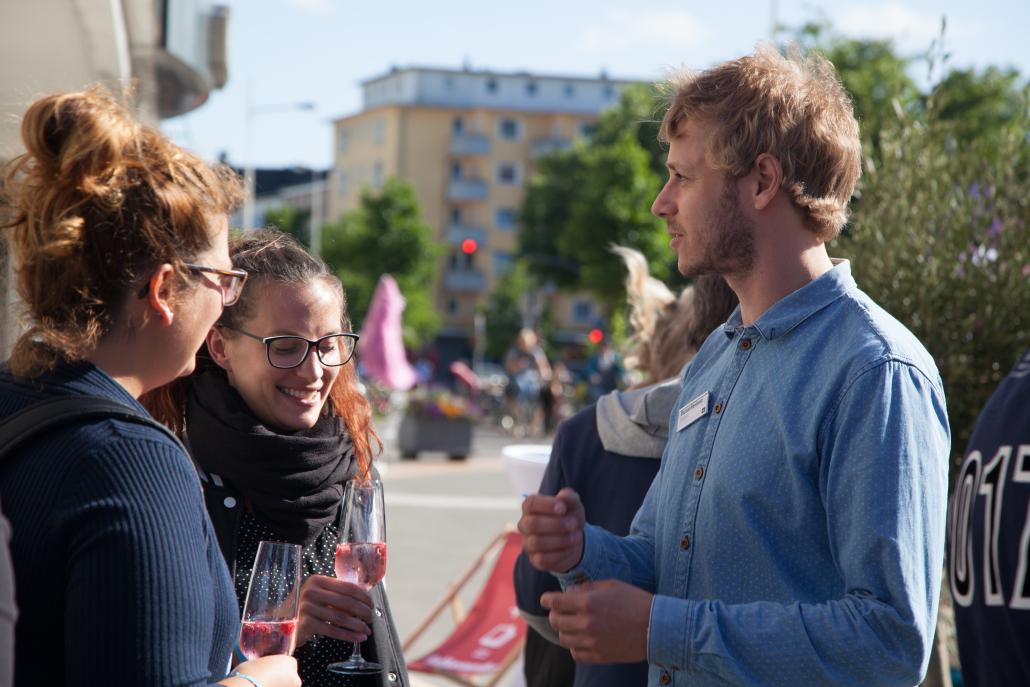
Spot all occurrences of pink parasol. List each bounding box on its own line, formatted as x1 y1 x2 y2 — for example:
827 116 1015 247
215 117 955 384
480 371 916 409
358 274 418 390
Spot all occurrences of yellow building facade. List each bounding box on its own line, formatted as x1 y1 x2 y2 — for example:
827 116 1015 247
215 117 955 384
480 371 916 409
328 67 637 346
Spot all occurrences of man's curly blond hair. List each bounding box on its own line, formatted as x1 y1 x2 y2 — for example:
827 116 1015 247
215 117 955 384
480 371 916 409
659 45 862 241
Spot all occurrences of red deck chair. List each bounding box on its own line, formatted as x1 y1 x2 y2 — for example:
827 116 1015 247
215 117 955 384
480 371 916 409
404 528 527 687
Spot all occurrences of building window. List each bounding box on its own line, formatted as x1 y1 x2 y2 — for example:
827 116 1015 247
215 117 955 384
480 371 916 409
375 118 386 144
497 117 521 141
573 300 594 323
372 161 384 190
494 252 514 276
526 81 538 96
577 121 594 140
495 207 516 230
451 161 463 180
451 207 462 224
496 163 520 186
337 128 349 152
452 116 464 135
564 83 575 97
335 169 348 195
486 78 497 93
451 250 475 270
447 298 459 315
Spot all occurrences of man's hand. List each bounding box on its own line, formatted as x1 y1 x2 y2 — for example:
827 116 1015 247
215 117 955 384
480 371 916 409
541 579 652 664
518 488 585 573
295 574 373 647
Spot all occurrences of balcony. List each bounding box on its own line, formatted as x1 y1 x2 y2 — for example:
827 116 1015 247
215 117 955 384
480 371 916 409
444 269 486 292
446 223 487 247
447 177 488 201
531 137 572 157
449 133 490 156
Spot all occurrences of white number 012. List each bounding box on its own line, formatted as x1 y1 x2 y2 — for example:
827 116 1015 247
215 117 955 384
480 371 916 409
949 444 1030 609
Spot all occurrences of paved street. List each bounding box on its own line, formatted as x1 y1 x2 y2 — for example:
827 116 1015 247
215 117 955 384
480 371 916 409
377 419 548 687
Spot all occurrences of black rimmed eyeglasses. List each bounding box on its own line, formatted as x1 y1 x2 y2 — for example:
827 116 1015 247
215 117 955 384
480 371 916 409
219 324 359 369
136 263 248 306
185 264 248 306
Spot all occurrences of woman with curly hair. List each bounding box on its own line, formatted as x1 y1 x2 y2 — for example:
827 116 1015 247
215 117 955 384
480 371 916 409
145 230 408 687
0 89 297 687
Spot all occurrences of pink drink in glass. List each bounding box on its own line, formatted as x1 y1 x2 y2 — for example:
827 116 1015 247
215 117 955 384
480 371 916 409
238 618 298 659
335 542 387 590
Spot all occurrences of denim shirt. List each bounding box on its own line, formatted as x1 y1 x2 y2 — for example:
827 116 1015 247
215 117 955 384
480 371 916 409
557 261 950 686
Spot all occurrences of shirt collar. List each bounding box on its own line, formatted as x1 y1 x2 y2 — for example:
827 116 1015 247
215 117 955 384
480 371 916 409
722 259 855 341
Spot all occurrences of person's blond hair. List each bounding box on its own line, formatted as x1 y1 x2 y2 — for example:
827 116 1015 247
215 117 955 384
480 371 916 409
613 246 737 384
659 45 861 241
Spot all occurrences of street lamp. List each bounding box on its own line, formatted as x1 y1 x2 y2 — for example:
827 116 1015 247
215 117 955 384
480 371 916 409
242 97 315 231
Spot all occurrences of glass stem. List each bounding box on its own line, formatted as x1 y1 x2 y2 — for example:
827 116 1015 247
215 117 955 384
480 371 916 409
349 640 365 662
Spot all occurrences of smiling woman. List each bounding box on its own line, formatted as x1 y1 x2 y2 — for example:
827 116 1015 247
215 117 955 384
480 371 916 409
144 229 410 687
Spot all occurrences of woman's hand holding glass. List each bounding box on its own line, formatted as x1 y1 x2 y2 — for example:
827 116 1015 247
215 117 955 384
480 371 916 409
295 574 374 647
327 477 387 675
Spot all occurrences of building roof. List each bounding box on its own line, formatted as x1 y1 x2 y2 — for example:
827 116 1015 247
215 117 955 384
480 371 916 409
362 64 641 87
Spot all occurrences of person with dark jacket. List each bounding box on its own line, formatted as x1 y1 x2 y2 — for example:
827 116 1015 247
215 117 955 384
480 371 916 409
146 230 408 687
948 347 1030 686
515 380 680 687
0 89 297 687
514 247 737 687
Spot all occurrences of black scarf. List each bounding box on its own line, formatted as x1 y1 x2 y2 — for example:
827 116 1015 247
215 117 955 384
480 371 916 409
186 367 356 544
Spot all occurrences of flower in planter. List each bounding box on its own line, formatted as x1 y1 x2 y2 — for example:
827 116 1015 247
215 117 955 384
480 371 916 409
405 388 482 421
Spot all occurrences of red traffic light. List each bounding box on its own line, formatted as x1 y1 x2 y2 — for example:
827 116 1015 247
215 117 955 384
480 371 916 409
461 239 478 254
588 328 604 344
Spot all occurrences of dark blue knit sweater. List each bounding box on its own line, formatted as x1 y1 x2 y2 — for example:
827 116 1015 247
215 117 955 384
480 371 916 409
0 361 238 686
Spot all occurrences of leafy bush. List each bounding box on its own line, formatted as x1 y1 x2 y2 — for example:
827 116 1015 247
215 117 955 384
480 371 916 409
834 79 1030 478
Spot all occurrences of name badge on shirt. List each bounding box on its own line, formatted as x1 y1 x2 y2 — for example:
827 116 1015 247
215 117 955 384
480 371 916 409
677 391 709 432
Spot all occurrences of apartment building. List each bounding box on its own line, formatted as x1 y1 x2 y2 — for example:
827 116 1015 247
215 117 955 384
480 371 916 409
328 65 638 346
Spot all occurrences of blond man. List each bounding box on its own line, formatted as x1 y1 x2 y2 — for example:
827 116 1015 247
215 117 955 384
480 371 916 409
519 47 950 686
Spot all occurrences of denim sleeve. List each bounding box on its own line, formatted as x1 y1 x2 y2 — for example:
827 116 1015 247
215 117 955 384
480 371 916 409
647 360 950 685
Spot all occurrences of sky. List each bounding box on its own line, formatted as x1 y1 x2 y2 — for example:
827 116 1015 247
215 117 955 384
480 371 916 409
161 0 1030 171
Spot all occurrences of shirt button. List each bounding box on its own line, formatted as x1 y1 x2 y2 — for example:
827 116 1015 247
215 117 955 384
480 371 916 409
741 339 751 350
694 466 704 480
223 497 237 509
680 536 690 550
388 672 398 682
375 607 383 617
661 671 671 684
714 403 722 413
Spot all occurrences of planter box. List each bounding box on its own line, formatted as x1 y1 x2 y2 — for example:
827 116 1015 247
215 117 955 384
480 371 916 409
397 412 473 461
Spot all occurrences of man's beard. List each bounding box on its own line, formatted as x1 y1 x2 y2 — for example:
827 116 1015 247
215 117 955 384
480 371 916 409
678 181 756 279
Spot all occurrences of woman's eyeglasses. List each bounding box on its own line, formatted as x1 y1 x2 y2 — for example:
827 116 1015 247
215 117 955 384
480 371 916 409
219 325 359 369
185 264 248 306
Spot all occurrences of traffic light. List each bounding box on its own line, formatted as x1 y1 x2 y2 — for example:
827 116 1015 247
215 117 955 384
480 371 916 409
461 238 478 255
588 328 604 344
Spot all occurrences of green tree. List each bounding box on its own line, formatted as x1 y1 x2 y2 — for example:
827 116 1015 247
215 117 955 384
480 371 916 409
834 71 1030 479
321 177 440 347
557 135 667 311
932 66 1027 143
263 206 310 247
481 261 533 361
518 84 672 311
518 150 585 289
590 82 667 177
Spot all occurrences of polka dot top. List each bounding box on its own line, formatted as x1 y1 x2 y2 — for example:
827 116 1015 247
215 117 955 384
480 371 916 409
235 510 380 687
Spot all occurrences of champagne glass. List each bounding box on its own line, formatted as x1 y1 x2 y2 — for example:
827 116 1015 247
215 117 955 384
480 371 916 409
238 541 302 660
327 477 387 675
